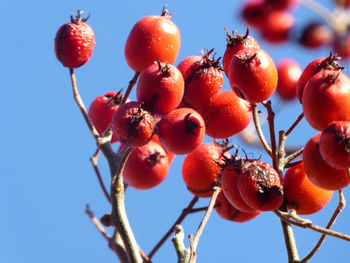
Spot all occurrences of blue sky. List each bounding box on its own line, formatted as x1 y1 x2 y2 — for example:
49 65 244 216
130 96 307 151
1 0 350 262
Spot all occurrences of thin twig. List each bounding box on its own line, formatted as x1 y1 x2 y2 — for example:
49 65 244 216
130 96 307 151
285 113 304 137
189 187 221 263
148 196 199 259
275 207 350 242
262 101 277 168
285 160 303 168
301 190 346 263
90 148 111 204
69 68 100 140
285 147 304 165
121 71 141 104
251 103 272 156
85 204 111 241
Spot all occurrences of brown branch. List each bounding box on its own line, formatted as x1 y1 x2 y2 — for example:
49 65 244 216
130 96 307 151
121 71 141 104
148 196 199 259
188 187 221 263
69 68 100 140
85 204 111 242
301 190 345 263
251 103 272 156
285 147 304 165
285 113 304 137
275 205 350 242
262 101 277 168
285 160 303 168
110 147 143 263
90 148 111 204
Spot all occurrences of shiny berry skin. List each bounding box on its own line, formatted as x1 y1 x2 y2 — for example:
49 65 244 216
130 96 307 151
221 162 258 212
124 10 181 72
319 121 350 169
88 91 123 143
303 133 350 190
261 10 294 43
177 56 202 77
222 28 260 77
122 141 169 190
276 59 301 101
215 192 261 222
198 90 252 139
302 70 350 131
299 23 333 49
55 11 95 68
228 49 278 103
151 135 176 164
296 54 342 102
182 143 227 197
283 162 333 215
157 108 205 155
137 61 184 115
182 50 224 109
112 101 155 147
237 159 284 211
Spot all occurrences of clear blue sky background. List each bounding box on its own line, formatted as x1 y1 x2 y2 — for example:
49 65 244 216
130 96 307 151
1 0 350 262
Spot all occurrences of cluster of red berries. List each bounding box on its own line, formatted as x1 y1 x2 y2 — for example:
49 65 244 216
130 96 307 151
242 0 350 59
55 7 350 227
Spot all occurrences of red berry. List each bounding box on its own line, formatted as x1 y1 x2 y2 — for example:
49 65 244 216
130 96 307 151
261 10 294 43
55 11 95 68
335 0 350 8
319 121 350 169
221 162 258 212
112 101 155 147
296 54 342 102
100 213 112 227
302 70 350 131
157 108 205 155
136 61 184 115
198 90 252 139
177 56 202 77
88 91 124 143
222 28 260 77
283 162 333 215
228 49 278 103
215 192 261 222
276 59 301 101
237 159 284 211
182 143 228 197
122 141 169 190
124 9 181 72
299 23 333 49
182 50 224 109
151 135 176 164
303 133 350 190
241 1 269 28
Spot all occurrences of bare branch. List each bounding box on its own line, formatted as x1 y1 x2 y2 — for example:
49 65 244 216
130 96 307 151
90 148 111 204
251 103 272 156
188 187 221 263
122 71 141 104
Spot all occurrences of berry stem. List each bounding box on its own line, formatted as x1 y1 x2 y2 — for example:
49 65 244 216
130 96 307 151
90 148 111 204
188 186 221 263
251 103 272 157
69 68 100 140
122 71 141 104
